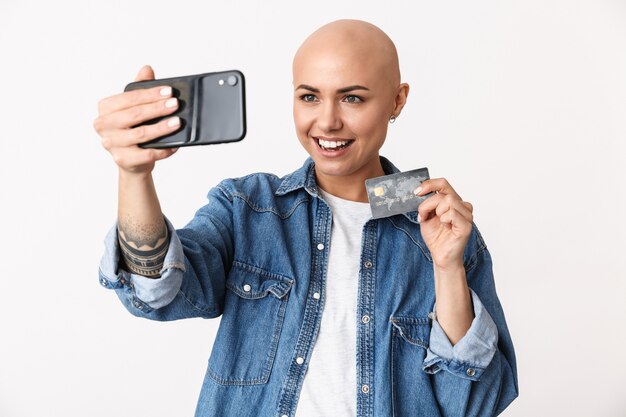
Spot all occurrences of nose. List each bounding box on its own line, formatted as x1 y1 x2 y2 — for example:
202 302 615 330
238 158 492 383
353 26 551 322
317 101 342 133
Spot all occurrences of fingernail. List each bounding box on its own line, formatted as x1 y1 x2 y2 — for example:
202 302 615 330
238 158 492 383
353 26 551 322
160 86 172 97
165 98 178 108
417 213 422 223
167 116 180 127
414 186 422 195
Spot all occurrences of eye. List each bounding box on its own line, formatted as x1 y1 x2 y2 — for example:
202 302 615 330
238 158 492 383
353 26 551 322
300 94 318 103
343 95 363 104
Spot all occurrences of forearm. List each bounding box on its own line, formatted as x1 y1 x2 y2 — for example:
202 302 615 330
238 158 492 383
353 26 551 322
433 264 474 345
117 169 169 278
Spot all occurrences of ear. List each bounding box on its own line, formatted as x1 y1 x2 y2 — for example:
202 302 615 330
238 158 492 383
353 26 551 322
391 83 410 117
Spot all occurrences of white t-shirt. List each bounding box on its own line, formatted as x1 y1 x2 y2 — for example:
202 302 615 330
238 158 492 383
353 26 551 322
295 189 372 417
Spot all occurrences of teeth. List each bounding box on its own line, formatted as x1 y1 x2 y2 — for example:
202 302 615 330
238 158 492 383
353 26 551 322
318 139 349 149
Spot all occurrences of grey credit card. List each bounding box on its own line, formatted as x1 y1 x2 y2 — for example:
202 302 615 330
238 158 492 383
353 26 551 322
365 168 434 219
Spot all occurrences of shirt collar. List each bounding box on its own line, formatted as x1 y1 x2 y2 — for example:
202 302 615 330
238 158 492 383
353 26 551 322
275 156 419 224
274 158 318 196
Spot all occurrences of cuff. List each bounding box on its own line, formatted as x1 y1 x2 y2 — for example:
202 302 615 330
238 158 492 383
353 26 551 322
423 289 498 381
98 217 186 310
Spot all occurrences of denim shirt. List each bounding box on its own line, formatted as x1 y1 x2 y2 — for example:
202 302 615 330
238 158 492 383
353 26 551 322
99 157 518 417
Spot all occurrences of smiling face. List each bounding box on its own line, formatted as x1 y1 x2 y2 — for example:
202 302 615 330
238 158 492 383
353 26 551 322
292 20 409 201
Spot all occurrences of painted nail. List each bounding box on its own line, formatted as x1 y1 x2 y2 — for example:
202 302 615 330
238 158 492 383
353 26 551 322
160 86 172 96
165 98 178 108
414 186 423 195
167 117 180 127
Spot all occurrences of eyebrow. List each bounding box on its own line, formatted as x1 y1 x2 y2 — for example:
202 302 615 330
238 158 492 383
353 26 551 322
295 84 370 94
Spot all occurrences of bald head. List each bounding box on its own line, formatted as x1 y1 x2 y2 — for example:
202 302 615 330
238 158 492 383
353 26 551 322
293 19 401 87
291 20 410 196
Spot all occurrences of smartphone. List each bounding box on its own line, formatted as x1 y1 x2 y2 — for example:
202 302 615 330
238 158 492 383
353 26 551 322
124 70 246 148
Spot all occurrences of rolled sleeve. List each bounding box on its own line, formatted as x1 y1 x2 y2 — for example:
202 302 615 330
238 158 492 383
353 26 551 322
98 217 186 310
423 289 498 381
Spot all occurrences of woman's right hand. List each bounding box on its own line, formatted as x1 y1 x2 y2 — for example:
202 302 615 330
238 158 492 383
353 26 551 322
93 65 180 175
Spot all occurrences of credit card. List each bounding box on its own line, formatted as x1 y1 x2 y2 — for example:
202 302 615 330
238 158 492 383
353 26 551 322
365 168 434 219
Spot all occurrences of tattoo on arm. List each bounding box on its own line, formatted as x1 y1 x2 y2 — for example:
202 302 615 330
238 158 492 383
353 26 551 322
117 217 169 278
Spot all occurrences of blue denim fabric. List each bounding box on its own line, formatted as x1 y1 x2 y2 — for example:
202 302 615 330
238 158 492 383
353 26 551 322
99 157 518 417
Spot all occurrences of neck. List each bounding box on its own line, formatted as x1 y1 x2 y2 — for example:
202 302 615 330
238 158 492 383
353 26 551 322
315 156 385 202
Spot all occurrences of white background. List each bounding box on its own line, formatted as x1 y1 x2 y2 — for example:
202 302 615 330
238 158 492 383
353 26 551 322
0 0 625 416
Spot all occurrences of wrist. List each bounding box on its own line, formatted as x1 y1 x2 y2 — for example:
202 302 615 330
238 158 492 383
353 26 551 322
433 261 465 276
433 262 468 295
118 166 153 182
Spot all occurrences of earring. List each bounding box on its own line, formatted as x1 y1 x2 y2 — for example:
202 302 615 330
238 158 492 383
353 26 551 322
389 115 397 124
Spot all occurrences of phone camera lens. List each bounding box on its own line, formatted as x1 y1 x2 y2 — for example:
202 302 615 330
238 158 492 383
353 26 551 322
227 75 238 86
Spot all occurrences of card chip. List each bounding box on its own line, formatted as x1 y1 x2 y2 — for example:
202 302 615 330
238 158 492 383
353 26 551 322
374 187 385 196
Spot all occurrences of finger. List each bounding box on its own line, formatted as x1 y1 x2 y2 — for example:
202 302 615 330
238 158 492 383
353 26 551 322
418 193 473 224
98 65 161 116
152 146 179 161
439 208 474 234
438 202 474 225
98 85 173 117
112 146 179 169
135 65 155 82
414 178 460 199
97 96 179 132
435 195 474 223
417 192 444 222
100 116 181 150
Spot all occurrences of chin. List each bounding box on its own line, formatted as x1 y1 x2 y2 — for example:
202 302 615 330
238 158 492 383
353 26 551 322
311 157 359 177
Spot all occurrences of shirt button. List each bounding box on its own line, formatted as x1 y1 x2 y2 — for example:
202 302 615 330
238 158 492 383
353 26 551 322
317 243 324 251
100 278 107 286
467 368 476 377
364 260 373 269
313 292 321 300
361 315 370 324
120 277 126 285
361 384 370 394
243 284 251 292
296 357 304 365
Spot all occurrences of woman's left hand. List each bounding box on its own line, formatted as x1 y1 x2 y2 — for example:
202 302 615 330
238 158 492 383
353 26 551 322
414 178 474 270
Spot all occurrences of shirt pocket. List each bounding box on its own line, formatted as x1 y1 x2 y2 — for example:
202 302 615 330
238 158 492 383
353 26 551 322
207 261 293 385
390 316 439 416
391 316 431 349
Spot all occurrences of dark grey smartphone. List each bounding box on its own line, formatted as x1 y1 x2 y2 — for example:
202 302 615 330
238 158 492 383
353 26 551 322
124 70 246 148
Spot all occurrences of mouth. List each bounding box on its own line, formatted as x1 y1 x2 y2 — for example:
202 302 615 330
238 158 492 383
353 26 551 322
314 137 355 152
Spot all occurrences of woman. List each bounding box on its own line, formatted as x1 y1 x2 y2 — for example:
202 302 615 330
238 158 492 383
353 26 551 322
95 19 518 417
